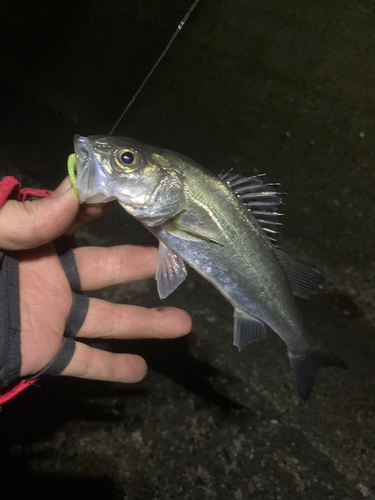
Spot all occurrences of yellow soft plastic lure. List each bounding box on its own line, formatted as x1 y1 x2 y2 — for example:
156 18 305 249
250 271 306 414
67 153 79 195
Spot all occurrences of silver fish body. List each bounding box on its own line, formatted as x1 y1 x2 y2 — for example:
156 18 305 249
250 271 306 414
75 135 346 399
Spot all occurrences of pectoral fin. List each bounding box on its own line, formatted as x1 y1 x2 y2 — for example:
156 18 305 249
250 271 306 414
156 242 187 299
167 219 226 246
233 310 267 350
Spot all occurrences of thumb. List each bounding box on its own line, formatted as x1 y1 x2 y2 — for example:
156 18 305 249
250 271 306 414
0 176 80 251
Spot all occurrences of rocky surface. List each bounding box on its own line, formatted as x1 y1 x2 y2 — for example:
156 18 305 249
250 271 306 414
1 1 374 498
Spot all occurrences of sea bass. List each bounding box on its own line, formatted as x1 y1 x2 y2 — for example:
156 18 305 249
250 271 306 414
74 135 346 400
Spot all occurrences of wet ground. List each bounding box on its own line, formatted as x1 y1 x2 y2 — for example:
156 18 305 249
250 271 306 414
1 1 374 498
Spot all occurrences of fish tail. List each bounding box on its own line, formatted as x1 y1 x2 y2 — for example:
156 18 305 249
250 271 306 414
288 348 348 401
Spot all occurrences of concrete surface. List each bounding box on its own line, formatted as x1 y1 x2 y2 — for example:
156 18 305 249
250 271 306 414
0 1 374 498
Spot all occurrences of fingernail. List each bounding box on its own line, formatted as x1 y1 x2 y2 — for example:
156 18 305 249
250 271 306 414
51 176 75 198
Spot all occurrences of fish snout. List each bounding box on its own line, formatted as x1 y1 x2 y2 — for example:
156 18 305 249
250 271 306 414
74 135 117 204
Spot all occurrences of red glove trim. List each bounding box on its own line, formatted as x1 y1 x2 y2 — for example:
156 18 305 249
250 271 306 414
0 176 52 208
0 379 39 407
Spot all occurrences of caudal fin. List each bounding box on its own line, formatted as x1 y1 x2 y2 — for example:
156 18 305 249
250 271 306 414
288 349 348 401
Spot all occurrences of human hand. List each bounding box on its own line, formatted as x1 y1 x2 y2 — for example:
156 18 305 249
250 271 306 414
0 177 191 383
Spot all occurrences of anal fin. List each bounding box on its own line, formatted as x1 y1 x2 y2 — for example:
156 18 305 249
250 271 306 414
156 242 187 299
233 310 267 350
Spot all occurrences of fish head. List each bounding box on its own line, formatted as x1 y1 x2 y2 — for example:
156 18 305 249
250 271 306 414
75 135 186 226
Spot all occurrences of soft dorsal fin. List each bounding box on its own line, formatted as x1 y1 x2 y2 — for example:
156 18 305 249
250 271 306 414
275 249 325 299
219 171 284 244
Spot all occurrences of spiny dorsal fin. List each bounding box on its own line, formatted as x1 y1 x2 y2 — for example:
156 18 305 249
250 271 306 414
219 171 284 244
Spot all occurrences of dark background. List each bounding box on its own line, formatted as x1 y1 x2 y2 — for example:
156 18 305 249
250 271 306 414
0 1 374 498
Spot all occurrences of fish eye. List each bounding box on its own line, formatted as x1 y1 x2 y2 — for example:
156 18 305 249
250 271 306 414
120 151 134 164
114 148 141 172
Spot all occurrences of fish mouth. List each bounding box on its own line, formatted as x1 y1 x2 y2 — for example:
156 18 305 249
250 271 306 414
74 135 117 204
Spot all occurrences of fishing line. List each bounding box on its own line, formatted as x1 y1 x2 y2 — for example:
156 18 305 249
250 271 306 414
109 0 201 136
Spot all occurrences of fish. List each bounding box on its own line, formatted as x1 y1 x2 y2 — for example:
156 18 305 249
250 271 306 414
74 134 347 400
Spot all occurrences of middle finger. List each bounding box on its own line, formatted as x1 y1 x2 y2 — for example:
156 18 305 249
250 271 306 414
77 297 192 339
